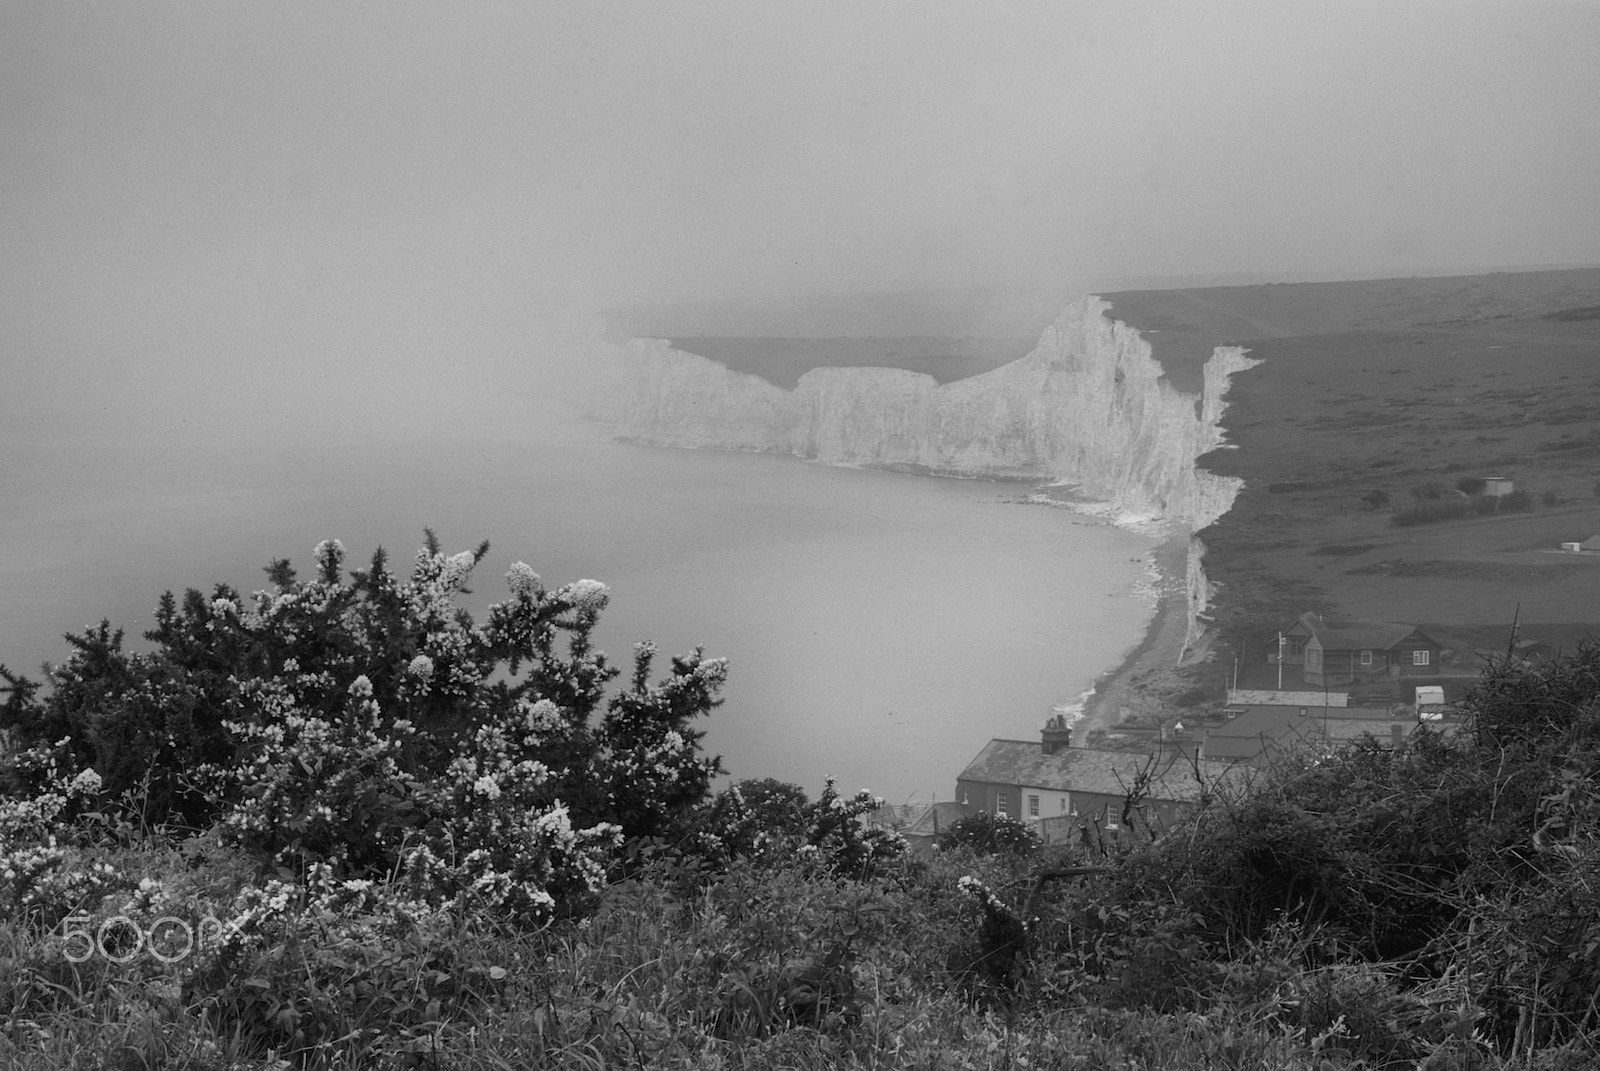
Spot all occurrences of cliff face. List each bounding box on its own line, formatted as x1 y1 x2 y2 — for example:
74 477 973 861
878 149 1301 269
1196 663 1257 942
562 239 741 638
613 296 1258 532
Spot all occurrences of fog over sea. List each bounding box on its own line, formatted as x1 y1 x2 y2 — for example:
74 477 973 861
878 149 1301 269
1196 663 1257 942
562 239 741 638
2 403 1156 804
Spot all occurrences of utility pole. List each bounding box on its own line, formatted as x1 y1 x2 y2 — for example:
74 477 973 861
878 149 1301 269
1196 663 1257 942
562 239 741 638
1277 632 1285 691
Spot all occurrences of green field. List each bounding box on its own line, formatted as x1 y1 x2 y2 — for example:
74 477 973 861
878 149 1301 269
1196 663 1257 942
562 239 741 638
1105 269 1600 685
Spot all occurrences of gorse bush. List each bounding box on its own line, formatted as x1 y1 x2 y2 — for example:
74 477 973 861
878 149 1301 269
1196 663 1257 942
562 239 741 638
0 534 729 921
938 811 1041 855
686 778 906 880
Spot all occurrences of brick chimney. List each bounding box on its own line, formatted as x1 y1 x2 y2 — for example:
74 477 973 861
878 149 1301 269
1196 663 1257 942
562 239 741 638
1041 714 1074 754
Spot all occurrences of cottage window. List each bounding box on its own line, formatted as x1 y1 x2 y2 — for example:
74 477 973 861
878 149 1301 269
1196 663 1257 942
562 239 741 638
1060 799 1068 814
1104 811 1119 831
1307 648 1321 667
1413 650 1430 666
1360 650 1373 666
1028 795 1040 818
1287 636 1306 656
996 792 1009 817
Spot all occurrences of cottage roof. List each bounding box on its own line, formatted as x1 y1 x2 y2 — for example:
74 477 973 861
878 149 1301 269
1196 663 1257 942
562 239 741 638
1582 534 1600 551
1292 613 1422 653
1204 704 1413 760
956 739 1212 803
900 801 972 837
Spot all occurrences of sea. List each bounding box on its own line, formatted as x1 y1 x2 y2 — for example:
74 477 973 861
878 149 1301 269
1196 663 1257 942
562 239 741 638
1 408 1155 805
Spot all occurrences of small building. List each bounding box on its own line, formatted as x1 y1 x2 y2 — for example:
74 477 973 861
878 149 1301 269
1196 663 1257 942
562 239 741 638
1482 477 1515 497
1278 613 1442 687
955 721 1226 842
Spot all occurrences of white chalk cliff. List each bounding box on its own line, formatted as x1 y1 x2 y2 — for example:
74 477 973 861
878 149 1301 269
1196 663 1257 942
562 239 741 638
609 296 1258 533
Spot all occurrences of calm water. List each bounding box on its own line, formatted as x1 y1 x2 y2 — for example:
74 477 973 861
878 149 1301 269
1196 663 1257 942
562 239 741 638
1 418 1154 803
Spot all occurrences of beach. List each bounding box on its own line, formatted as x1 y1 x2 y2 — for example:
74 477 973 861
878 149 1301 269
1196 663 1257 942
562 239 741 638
1074 534 1195 736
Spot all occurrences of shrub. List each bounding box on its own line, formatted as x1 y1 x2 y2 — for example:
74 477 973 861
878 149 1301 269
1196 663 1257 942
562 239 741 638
1411 481 1448 500
730 778 811 835
0 535 728 922
689 778 905 880
938 812 1041 856
0 743 118 927
1543 489 1564 506
1361 489 1390 509
1391 498 1471 526
1456 476 1487 495
1503 488 1534 511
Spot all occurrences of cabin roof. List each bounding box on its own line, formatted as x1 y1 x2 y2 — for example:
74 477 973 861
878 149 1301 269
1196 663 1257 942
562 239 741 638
956 739 1213 802
1292 612 1424 652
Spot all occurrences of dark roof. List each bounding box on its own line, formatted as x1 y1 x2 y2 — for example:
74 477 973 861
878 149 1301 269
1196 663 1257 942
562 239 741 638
956 739 1213 803
1204 704 1414 760
900 801 973 837
1291 613 1426 653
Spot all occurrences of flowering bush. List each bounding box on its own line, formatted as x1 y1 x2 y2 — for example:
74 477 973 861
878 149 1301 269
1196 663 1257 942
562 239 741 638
0 740 118 926
938 811 1042 855
0 533 726 922
693 778 906 879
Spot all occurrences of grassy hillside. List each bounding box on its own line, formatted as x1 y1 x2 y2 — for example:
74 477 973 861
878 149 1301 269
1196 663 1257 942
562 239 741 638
1103 270 1600 692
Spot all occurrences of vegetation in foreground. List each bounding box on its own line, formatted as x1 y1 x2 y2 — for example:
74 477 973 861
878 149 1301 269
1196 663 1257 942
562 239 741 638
2 536 1600 1069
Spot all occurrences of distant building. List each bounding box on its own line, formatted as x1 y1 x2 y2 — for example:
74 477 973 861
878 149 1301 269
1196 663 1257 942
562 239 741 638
954 719 1234 845
1482 477 1515 497
1277 613 1442 687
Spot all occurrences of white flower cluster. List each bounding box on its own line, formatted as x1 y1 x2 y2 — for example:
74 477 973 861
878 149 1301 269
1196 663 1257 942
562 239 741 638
560 579 610 616
506 561 542 599
0 748 116 918
313 539 346 570
519 698 563 735
957 875 1018 922
408 548 480 624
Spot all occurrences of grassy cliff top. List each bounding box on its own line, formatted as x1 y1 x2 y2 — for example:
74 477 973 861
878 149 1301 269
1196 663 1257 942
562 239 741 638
1115 268 1600 671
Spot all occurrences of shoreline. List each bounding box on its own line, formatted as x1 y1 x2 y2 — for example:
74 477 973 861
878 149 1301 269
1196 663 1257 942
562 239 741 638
1072 533 1194 737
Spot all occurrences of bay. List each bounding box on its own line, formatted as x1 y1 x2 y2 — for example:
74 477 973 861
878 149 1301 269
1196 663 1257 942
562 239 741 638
1 416 1154 803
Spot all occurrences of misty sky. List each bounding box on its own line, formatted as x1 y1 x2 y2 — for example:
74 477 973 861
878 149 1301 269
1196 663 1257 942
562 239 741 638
5 1 1600 437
